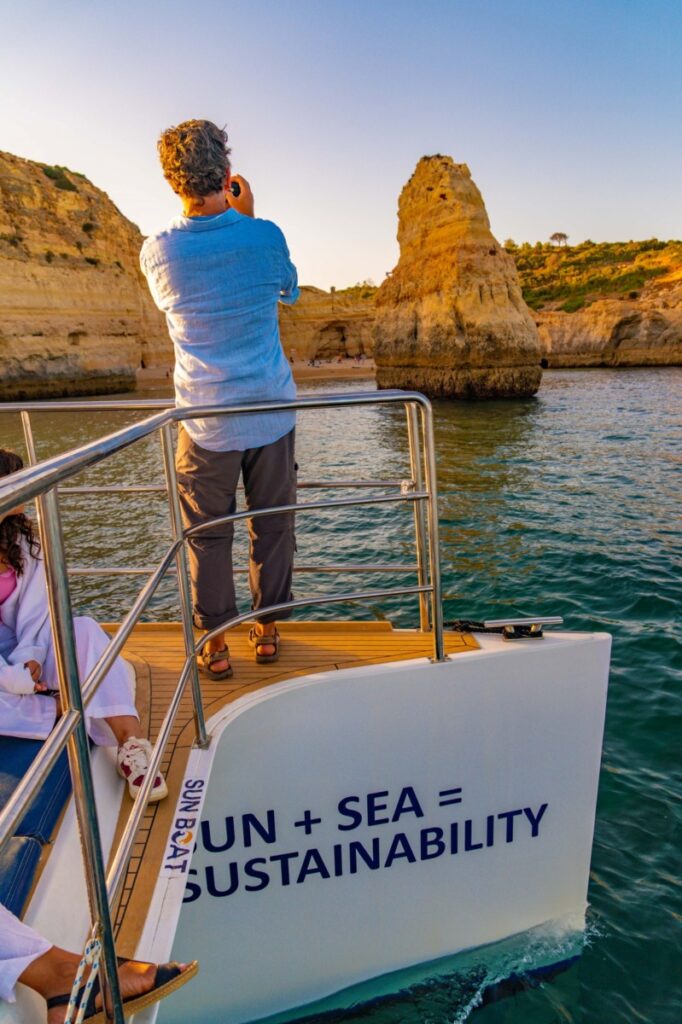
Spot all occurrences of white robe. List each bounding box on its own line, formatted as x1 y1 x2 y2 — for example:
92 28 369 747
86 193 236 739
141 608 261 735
0 903 50 1003
0 549 139 1004
0 542 137 746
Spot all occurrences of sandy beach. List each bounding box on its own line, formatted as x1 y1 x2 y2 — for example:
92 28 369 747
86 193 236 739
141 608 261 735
136 358 376 389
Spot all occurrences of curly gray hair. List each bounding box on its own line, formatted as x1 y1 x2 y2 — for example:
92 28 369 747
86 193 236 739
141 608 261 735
157 120 231 198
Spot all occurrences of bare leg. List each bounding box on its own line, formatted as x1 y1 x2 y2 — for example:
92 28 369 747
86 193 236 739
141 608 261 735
104 715 144 746
18 945 80 1017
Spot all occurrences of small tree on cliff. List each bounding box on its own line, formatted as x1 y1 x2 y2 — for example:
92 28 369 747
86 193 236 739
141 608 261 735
550 232 569 246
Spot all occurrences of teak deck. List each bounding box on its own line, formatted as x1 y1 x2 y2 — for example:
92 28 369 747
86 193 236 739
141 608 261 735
103 621 479 956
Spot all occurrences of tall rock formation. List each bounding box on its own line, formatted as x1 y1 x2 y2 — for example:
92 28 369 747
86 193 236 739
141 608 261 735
374 156 542 398
0 151 171 399
279 286 374 359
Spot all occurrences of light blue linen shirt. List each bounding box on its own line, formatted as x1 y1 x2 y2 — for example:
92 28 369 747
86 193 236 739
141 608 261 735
140 208 298 452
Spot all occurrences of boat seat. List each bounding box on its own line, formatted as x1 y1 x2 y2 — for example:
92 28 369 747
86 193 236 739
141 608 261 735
0 736 72 917
0 736 71 842
0 836 43 918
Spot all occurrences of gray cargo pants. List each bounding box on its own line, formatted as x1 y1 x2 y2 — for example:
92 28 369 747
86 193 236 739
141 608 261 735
176 425 296 630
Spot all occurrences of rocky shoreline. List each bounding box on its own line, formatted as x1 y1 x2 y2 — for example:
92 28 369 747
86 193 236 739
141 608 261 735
1 148 680 402
535 276 682 368
0 151 170 401
136 358 376 390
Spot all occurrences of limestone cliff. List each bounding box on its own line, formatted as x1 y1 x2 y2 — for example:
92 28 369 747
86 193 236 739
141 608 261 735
536 269 682 368
0 151 171 399
279 286 374 359
374 156 542 398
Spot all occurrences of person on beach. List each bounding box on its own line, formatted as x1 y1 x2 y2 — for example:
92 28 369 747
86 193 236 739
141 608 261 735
0 901 197 1022
140 119 298 678
0 449 167 802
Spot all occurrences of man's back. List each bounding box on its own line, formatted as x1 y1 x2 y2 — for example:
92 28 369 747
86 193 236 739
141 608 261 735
141 208 298 452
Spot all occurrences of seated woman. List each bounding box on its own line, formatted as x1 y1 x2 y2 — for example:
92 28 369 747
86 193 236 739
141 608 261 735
0 449 166 801
0 902 197 1022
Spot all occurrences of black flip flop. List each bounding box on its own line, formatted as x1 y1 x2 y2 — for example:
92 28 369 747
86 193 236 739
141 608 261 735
46 958 199 1022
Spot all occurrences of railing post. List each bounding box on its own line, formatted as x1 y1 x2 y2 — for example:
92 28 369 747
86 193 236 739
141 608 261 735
36 488 125 1023
417 400 447 662
406 403 430 632
20 410 38 465
160 423 209 749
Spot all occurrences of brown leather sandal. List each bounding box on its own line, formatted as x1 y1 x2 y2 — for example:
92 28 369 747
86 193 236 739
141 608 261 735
198 646 233 680
248 627 280 664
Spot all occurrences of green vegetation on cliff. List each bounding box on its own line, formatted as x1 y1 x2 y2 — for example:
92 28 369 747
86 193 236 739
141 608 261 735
40 164 82 192
505 239 682 312
337 279 378 301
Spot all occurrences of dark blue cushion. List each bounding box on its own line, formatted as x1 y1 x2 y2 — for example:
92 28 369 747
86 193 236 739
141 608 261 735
0 836 42 917
0 736 71 842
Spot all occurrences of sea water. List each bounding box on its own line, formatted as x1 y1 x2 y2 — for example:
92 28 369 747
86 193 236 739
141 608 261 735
0 367 679 1023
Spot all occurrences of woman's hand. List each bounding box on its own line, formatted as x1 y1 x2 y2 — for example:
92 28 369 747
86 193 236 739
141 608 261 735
25 659 42 684
32 678 62 718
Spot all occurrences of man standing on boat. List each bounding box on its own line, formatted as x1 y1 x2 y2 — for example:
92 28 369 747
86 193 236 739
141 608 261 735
140 119 298 677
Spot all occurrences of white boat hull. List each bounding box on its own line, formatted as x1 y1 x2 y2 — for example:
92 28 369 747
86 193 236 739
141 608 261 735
137 629 610 1024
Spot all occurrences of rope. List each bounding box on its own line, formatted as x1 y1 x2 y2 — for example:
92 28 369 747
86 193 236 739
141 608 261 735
63 936 102 1024
450 619 546 640
450 619 504 634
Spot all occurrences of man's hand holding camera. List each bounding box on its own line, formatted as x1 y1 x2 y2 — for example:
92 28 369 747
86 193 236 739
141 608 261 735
227 174 254 218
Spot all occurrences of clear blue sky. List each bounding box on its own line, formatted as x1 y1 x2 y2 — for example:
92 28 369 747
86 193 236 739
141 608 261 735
1 0 680 289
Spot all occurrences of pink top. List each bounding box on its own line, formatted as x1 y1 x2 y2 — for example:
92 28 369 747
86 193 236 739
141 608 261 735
0 567 17 621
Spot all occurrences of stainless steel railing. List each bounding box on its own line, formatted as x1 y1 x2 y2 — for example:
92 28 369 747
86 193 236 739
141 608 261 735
0 389 444 1023
18 404 426 592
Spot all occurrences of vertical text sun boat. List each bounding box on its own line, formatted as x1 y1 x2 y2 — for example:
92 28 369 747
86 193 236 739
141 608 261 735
0 391 610 1023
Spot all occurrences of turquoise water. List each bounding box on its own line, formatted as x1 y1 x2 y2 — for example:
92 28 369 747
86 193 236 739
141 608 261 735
1 367 680 1022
